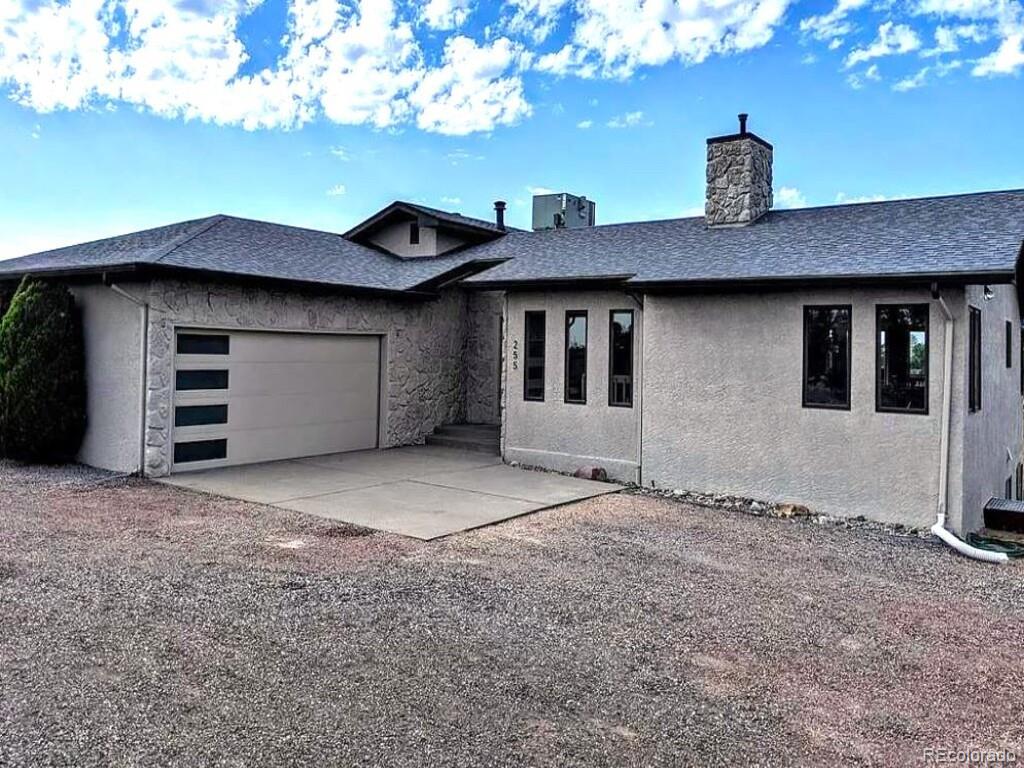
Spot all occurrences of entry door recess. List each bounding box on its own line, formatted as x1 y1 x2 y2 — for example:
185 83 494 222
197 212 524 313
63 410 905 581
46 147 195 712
171 329 381 472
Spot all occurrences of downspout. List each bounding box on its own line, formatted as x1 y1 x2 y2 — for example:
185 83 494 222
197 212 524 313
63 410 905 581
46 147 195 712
931 286 1008 564
629 291 644 486
105 280 149 477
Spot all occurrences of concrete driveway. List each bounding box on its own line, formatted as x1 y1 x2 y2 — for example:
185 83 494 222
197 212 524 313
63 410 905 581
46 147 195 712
159 445 618 539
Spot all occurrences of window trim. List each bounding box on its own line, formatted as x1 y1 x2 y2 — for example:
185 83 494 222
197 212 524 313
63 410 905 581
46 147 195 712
802 304 852 411
564 310 588 405
409 221 420 245
875 303 930 416
969 305 982 413
608 309 635 408
523 310 546 402
1006 320 1013 369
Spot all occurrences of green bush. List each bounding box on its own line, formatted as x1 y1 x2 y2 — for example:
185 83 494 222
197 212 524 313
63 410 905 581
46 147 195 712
0 283 14 319
0 278 87 462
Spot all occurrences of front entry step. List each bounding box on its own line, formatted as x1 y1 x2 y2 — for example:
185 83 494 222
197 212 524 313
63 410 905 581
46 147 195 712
425 424 499 455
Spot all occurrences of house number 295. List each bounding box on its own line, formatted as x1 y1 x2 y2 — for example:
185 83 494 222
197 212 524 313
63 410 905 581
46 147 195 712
512 339 519 370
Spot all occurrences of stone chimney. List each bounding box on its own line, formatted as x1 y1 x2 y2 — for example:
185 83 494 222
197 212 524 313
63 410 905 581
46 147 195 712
705 113 773 226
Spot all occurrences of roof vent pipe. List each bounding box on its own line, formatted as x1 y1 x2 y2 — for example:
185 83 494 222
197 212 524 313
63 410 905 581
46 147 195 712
738 113 748 135
494 200 507 230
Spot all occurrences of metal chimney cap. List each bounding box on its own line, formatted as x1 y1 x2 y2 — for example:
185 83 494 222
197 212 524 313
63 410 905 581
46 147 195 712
738 113 749 134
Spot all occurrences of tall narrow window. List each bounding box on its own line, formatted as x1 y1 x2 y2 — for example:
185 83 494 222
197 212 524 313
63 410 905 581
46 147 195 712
969 306 982 412
803 306 851 409
564 311 588 404
1006 320 1013 368
609 310 634 407
1016 463 1023 502
409 221 420 245
524 311 546 402
876 304 929 414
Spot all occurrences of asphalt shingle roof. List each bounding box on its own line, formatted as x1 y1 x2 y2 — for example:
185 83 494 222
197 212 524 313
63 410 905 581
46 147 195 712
0 214 496 293
465 189 1024 286
1 190 1020 294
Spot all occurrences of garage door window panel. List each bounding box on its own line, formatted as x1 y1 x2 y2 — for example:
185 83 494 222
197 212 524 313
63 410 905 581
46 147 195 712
176 369 229 391
174 439 228 464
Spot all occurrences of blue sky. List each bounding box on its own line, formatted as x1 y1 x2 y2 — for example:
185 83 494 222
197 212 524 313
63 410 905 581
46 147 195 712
1 0 1022 259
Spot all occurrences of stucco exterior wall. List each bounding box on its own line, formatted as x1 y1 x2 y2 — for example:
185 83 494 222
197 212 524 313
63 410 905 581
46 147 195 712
958 284 1022 532
367 222 467 257
503 290 642 482
464 290 503 425
142 280 468 477
71 283 145 473
643 288 956 529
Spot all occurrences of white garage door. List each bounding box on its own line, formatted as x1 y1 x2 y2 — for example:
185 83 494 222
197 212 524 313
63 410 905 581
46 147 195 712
171 329 381 472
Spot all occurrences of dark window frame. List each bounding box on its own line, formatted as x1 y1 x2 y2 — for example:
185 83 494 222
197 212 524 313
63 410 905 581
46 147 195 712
1016 463 1023 502
523 311 546 402
173 438 228 464
608 309 634 408
564 310 588 405
875 303 930 416
1006 320 1013 369
802 304 852 411
176 333 230 355
409 221 420 245
175 369 229 391
969 306 982 413
174 404 229 428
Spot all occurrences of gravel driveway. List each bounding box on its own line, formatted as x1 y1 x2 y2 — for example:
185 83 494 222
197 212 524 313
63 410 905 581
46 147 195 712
2 461 1022 767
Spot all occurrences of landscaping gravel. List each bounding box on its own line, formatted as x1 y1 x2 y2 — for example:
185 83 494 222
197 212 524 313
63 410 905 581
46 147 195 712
1 460 1022 767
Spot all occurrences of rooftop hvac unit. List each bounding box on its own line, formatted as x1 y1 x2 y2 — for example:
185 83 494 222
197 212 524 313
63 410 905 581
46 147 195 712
532 193 596 231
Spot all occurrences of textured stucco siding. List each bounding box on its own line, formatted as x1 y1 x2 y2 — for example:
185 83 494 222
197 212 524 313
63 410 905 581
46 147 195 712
643 288 954 529
503 290 641 482
142 280 467 477
368 222 467 257
71 283 144 473
464 291 503 424
958 284 1022 532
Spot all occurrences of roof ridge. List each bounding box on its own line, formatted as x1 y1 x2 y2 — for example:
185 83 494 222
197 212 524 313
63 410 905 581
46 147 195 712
148 215 227 264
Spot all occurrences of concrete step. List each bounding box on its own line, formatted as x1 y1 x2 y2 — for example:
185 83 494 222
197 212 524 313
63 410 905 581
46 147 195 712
434 423 500 438
425 433 500 455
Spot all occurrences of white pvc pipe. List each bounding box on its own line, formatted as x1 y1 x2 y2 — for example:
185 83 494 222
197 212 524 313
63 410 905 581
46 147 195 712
933 292 1008 564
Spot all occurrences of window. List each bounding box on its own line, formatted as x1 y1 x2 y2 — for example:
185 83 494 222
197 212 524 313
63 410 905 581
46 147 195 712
969 306 982 412
176 333 229 355
1007 320 1013 369
803 306 851 409
524 311 546 401
175 404 228 427
564 311 588 404
1016 463 1023 502
876 304 929 414
174 438 227 464
1006 476 1013 500
609 310 634 407
175 369 229 391
1020 327 1023 395
409 221 420 245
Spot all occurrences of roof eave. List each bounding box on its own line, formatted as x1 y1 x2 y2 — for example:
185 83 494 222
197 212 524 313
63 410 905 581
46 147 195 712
462 274 636 291
628 270 1018 293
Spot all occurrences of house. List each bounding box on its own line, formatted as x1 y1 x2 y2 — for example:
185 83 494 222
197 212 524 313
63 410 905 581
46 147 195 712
1 116 1022 538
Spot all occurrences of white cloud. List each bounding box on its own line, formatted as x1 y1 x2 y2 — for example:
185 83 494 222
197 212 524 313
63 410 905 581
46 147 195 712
421 0 472 30
923 23 988 55
800 0 871 42
973 30 1024 73
526 185 555 195
835 192 890 203
576 119 593 128
845 22 922 67
440 195 462 204
326 184 347 196
0 0 532 135
30 123 41 140
893 66 930 89
409 36 531 135
606 110 646 128
776 186 808 208
329 145 350 160
535 0 794 79
504 0 573 43
864 63 881 80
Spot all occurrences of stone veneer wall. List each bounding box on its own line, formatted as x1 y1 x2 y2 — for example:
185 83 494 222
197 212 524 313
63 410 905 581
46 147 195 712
143 279 468 477
463 291 504 425
704 137 773 226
